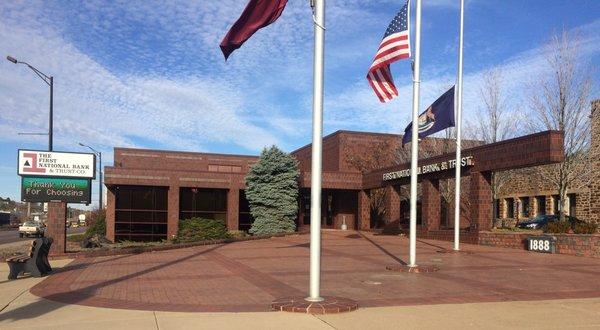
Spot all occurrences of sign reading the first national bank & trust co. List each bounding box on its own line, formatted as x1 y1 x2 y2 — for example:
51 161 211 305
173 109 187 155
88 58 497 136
18 150 96 179
383 156 475 181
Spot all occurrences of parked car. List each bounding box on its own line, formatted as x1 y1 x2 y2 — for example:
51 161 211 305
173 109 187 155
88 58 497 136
18 221 45 238
517 215 582 229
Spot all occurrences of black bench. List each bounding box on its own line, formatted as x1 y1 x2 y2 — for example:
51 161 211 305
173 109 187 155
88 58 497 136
6 237 53 280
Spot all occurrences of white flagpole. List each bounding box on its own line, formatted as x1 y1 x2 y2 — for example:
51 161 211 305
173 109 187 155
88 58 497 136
453 0 465 251
408 0 422 268
308 0 325 302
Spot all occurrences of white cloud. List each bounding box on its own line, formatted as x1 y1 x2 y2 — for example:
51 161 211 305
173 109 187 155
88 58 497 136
324 19 600 136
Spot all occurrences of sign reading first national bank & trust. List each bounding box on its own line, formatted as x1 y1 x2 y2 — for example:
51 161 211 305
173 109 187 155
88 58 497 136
18 150 96 179
383 156 475 181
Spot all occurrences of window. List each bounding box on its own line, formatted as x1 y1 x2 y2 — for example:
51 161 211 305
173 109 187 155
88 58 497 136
238 190 254 231
536 196 546 215
506 198 514 218
114 186 168 241
520 197 530 218
179 188 227 221
568 194 576 217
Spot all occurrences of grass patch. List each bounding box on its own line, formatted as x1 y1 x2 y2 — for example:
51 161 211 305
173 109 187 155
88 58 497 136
67 233 86 243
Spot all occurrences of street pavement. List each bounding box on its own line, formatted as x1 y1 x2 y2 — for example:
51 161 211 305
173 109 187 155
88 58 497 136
0 227 87 246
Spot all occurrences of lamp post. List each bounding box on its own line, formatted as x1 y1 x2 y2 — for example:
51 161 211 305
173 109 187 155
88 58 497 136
78 143 103 209
6 55 53 151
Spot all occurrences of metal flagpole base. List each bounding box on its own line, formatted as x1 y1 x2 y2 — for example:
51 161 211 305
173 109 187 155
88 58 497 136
271 296 358 314
386 264 439 273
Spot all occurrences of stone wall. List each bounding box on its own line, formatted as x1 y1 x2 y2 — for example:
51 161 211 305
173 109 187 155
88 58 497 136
497 99 600 222
589 100 600 223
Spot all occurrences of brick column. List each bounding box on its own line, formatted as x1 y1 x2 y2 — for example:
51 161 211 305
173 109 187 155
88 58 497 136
421 179 440 231
167 185 179 240
106 187 116 242
545 195 554 215
470 171 492 231
384 186 401 224
499 198 507 218
531 197 538 217
358 190 371 230
227 188 240 231
46 201 67 256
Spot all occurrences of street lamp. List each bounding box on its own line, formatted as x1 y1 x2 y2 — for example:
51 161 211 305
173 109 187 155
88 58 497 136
78 143 103 209
6 55 54 151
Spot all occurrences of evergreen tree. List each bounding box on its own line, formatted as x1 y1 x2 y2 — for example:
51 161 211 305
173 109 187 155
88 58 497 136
246 146 299 235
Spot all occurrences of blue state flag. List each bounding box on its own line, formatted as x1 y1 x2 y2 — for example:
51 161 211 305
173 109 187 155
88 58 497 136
402 86 456 146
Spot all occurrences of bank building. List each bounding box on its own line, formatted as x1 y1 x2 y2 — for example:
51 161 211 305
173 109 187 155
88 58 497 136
103 100 600 242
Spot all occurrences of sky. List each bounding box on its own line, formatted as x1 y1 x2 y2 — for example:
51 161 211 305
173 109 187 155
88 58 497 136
1 0 599 208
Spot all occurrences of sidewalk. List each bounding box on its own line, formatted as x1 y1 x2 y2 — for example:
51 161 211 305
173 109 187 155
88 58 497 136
2 268 600 330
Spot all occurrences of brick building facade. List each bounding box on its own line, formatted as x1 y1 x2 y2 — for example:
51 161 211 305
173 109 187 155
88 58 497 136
496 100 600 224
104 124 566 242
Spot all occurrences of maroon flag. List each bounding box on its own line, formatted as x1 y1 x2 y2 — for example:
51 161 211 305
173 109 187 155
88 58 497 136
220 0 288 60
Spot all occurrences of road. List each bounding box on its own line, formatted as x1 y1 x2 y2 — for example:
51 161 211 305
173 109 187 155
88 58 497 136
0 226 87 245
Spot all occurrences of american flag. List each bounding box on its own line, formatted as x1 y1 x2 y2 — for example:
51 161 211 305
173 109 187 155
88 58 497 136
367 1 411 103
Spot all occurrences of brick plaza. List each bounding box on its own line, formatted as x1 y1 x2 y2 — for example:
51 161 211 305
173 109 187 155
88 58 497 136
31 231 600 312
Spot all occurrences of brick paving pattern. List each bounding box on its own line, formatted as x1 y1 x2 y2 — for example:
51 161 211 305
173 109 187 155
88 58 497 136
31 231 600 312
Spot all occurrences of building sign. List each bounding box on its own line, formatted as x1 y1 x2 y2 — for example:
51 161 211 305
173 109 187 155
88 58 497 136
21 176 91 204
527 236 556 254
383 156 474 181
18 150 95 179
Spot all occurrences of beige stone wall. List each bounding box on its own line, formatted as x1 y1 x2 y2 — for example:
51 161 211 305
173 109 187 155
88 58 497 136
589 100 600 223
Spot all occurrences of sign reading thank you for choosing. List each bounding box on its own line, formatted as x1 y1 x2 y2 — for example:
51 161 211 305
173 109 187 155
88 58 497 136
21 176 91 204
18 150 96 179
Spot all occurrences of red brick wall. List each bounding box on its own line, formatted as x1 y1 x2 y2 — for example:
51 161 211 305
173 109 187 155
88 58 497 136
470 171 492 231
417 229 479 245
478 232 600 258
46 201 67 255
358 190 370 230
422 179 441 230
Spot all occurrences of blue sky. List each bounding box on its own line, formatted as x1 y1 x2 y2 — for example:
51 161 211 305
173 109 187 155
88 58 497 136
1 0 599 208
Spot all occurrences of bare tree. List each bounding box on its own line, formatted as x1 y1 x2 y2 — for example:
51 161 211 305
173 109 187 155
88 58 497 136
528 29 593 221
344 140 396 227
474 67 518 221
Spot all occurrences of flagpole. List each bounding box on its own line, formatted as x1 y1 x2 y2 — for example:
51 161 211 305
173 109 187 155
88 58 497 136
453 0 465 251
408 0 422 268
308 0 325 302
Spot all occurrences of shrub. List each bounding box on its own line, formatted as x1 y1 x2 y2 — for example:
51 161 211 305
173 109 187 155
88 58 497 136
573 221 598 234
228 230 248 238
85 209 106 238
544 220 571 234
245 146 299 236
177 218 229 242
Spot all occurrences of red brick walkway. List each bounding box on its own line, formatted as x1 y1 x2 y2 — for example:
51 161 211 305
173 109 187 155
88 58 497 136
31 231 600 312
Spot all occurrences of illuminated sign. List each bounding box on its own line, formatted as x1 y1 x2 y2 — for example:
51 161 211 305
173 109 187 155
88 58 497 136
21 176 91 204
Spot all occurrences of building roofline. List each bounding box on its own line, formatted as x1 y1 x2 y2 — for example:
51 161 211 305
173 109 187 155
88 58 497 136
291 129 482 154
113 147 259 159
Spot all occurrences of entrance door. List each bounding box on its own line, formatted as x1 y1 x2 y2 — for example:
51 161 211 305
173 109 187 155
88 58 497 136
300 189 334 229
